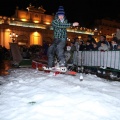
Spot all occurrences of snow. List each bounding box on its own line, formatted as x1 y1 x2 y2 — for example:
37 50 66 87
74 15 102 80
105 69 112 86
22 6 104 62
0 68 120 120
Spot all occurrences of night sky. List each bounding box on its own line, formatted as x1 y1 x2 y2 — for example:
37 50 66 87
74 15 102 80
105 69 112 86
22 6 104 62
0 0 120 28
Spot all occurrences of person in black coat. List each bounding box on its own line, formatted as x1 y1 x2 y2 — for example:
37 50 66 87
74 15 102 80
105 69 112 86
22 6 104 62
92 41 98 51
85 41 93 51
110 38 118 50
87 35 96 44
79 40 85 51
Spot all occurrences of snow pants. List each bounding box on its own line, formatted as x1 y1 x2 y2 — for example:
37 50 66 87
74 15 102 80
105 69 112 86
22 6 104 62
47 38 66 67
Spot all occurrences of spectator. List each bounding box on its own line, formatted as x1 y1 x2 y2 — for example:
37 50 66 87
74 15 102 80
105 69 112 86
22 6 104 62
67 42 76 64
87 35 96 44
97 35 110 49
92 41 98 50
73 37 79 44
110 38 118 50
117 44 120 50
79 40 85 51
70 42 76 52
85 41 93 50
115 28 120 44
98 41 109 51
74 37 83 51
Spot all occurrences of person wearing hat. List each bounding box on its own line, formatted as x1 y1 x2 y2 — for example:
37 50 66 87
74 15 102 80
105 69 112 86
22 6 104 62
47 6 79 67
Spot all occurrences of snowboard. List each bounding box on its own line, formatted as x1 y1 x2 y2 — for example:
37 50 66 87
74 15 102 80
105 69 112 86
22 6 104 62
42 66 77 76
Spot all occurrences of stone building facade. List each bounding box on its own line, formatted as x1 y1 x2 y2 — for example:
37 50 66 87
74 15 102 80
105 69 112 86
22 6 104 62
0 5 94 49
94 18 120 41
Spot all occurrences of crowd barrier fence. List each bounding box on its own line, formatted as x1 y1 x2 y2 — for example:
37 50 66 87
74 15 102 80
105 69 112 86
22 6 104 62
73 51 120 72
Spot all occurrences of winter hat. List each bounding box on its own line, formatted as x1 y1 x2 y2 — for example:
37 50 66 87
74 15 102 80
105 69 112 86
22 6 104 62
57 6 65 16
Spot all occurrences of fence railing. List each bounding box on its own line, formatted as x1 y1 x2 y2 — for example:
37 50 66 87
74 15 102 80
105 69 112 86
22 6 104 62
73 51 120 72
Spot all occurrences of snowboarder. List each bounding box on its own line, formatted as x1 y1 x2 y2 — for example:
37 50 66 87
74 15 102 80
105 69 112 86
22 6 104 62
47 6 79 68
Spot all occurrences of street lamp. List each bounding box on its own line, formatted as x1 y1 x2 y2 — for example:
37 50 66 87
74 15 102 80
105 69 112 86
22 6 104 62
9 32 18 43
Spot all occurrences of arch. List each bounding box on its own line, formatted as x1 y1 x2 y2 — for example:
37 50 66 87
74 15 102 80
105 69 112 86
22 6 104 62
30 32 42 46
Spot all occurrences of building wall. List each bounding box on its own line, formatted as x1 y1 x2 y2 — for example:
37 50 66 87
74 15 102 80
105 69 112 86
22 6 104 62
0 25 54 49
0 23 92 49
16 7 53 25
95 18 120 41
0 5 94 49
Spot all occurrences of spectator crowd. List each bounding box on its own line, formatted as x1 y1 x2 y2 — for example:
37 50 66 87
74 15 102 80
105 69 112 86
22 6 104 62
67 34 120 53
1 28 120 65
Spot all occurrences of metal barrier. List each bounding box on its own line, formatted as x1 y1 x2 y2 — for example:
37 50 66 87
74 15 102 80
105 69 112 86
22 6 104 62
73 51 120 72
